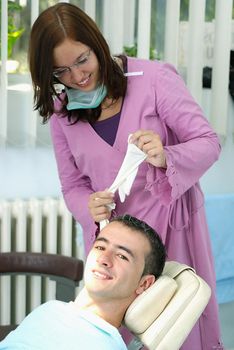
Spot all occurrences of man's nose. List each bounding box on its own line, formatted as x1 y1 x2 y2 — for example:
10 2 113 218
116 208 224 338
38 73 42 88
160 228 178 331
97 252 113 267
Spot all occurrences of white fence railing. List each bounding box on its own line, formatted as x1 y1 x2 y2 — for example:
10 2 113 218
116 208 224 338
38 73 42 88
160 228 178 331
0 0 233 147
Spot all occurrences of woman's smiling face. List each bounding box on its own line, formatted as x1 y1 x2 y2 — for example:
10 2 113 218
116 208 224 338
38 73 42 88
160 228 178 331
53 38 100 91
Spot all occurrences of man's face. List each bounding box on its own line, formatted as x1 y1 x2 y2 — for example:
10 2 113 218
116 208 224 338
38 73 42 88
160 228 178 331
84 221 152 303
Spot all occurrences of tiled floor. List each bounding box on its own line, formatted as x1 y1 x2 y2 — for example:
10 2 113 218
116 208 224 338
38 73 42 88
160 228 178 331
219 301 234 349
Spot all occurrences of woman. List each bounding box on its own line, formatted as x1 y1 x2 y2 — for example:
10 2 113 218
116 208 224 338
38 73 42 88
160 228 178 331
29 3 223 349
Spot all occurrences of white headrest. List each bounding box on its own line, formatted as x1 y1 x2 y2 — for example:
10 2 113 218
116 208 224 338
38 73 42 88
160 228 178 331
124 275 177 333
124 261 211 350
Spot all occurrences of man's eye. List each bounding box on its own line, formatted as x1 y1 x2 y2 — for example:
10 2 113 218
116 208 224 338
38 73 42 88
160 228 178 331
117 254 128 261
95 245 105 250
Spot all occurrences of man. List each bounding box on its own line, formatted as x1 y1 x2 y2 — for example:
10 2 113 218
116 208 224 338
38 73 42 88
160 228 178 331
0 214 166 349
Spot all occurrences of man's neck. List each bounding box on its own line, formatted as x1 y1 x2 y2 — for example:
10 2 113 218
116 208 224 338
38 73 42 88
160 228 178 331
73 287 130 328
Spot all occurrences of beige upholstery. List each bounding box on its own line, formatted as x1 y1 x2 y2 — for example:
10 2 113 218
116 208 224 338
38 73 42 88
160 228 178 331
124 261 211 350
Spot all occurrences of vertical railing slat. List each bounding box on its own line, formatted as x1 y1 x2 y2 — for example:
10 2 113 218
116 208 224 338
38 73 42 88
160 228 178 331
84 0 96 21
0 201 11 325
210 0 233 140
137 0 151 59
29 199 43 312
187 0 206 104
59 199 72 256
102 0 111 47
0 0 8 147
164 0 180 67
123 0 136 47
44 199 58 300
104 0 124 54
13 200 27 324
28 1 40 147
30 0 39 26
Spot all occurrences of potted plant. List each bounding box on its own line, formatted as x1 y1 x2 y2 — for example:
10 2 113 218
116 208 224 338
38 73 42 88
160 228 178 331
0 1 24 73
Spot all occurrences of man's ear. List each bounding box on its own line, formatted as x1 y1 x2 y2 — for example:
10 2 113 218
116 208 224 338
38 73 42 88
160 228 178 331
135 275 156 295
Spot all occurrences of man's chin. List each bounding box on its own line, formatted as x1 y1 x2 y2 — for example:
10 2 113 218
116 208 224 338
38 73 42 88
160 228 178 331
86 286 113 299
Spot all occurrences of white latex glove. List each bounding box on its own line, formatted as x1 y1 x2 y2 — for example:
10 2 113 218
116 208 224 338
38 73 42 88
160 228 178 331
100 135 147 230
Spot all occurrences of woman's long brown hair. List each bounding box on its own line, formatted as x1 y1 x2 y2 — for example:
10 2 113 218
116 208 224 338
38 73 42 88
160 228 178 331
28 2 127 124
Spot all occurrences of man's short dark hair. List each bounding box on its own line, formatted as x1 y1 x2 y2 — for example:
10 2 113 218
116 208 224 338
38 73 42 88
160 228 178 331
110 214 166 278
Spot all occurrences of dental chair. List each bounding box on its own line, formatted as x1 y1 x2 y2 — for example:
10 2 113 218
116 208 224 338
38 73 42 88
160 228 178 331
0 254 210 350
124 260 211 350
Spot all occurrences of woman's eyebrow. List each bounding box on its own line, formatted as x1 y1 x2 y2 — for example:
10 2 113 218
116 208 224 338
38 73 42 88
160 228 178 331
53 51 88 68
77 51 87 59
75 50 89 62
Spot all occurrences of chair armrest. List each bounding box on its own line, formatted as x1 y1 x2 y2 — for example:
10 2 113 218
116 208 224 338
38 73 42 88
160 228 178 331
0 252 83 282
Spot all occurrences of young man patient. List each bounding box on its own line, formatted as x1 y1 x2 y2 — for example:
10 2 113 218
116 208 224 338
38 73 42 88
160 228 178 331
0 214 166 350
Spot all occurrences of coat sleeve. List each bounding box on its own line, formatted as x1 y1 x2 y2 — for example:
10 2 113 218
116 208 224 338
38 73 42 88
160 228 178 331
145 63 221 205
50 114 97 250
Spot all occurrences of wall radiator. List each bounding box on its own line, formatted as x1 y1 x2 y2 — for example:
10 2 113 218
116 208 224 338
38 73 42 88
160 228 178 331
0 198 83 326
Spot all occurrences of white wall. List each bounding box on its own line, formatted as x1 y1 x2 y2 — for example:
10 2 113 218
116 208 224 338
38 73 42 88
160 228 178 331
200 90 234 195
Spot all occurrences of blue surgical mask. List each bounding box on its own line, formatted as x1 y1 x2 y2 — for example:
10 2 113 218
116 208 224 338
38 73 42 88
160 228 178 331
66 84 107 110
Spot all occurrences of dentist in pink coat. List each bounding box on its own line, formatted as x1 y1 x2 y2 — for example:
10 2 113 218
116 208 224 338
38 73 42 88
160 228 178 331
29 3 223 349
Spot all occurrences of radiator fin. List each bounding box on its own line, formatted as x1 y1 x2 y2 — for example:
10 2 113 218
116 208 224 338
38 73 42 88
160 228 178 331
0 198 81 325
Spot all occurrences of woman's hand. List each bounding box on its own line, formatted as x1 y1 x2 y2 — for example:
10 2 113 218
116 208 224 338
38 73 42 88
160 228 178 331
130 130 167 168
88 190 115 223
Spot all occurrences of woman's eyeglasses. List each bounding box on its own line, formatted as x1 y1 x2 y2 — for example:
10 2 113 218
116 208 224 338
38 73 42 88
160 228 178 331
53 49 92 79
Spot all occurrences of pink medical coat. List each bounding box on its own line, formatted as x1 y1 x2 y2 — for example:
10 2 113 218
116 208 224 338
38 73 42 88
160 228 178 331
50 57 223 349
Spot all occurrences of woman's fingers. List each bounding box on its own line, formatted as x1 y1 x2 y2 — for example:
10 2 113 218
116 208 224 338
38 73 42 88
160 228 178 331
88 191 114 222
89 191 114 208
130 130 166 168
130 130 154 149
91 209 112 223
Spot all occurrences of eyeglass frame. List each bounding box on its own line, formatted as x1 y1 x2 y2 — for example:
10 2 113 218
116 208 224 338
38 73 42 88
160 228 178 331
52 48 92 79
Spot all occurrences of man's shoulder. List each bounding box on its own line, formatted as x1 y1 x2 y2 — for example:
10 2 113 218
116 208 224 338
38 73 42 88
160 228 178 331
11 300 66 328
0 301 128 350
30 300 65 314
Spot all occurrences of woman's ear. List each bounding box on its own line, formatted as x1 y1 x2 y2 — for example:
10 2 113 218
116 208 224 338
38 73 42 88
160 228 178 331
136 275 156 295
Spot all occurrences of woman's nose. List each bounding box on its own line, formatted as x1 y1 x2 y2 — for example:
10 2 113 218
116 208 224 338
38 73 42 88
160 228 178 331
70 66 84 82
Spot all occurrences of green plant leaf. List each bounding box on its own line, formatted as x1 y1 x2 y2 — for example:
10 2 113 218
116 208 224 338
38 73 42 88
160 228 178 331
8 29 24 57
0 0 24 58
